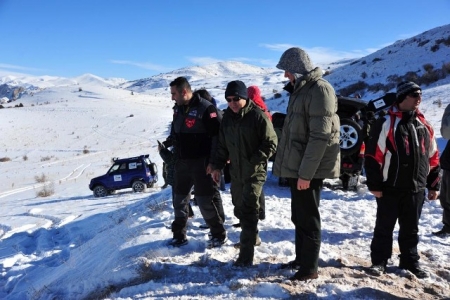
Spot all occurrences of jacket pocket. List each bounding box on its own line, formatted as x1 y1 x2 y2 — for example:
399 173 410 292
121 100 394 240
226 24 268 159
287 140 306 173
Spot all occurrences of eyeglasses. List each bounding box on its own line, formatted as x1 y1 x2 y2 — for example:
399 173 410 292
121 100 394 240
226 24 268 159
408 92 422 98
226 96 241 103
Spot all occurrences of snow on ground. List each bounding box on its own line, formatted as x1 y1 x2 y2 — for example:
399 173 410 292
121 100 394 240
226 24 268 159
0 75 449 300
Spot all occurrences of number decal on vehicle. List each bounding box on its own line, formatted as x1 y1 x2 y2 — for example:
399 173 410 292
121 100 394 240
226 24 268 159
373 99 386 109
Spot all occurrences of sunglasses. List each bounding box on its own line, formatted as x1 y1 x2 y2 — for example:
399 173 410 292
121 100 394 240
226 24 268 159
226 96 241 103
408 92 422 98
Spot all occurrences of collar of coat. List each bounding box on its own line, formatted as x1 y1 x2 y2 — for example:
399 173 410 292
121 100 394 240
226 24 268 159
292 67 323 92
389 104 423 121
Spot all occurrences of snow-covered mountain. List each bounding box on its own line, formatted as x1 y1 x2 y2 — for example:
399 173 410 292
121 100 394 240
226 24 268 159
326 24 450 98
120 61 280 92
2 24 450 105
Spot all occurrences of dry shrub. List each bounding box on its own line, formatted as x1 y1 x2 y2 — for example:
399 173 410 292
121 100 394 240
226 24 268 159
0 157 11 162
35 173 48 183
36 182 55 197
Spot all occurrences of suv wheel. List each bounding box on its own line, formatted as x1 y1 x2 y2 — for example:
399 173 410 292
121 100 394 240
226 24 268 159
93 185 108 197
340 118 363 156
132 180 147 193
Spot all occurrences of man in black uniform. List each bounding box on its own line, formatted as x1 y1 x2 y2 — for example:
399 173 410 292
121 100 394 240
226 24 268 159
168 77 226 248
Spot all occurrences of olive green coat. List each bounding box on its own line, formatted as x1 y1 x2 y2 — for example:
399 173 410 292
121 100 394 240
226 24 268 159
214 100 277 184
273 67 340 180
214 99 277 263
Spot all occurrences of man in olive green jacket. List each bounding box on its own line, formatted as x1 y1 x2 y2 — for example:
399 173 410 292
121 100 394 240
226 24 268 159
210 80 277 267
273 47 340 281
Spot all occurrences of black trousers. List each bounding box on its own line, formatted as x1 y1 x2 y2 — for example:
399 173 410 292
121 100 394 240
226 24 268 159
440 170 450 229
172 157 226 240
162 162 168 184
289 178 323 275
370 190 425 266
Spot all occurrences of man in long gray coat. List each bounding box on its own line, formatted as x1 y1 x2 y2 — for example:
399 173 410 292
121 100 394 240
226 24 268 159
273 47 340 281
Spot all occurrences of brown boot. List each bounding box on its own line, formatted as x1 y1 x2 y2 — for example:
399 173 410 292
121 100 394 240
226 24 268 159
290 271 318 281
234 235 261 248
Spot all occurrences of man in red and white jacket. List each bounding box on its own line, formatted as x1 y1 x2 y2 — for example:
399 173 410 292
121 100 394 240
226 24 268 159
364 81 440 279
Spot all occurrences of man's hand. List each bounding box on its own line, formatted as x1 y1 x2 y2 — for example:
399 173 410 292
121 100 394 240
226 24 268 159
211 169 221 184
297 178 310 190
428 190 439 200
206 163 214 175
370 191 383 198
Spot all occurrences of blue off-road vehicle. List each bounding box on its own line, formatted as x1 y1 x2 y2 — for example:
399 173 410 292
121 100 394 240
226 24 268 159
89 154 158 197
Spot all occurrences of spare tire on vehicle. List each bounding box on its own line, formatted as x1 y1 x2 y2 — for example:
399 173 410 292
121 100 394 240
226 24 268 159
149 163 157 176
340 118 363 156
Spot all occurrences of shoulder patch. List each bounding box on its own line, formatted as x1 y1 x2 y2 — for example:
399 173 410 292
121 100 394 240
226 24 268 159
210 112 217 118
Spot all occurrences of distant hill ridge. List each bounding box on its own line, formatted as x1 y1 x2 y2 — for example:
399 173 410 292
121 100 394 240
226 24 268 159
326 23 450 97
0 24 449 100
121 61 278 92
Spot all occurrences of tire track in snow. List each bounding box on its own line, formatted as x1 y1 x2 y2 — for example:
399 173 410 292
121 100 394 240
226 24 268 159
0 163 91 199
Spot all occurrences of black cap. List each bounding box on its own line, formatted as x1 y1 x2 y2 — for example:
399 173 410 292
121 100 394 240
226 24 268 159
225 80 248 99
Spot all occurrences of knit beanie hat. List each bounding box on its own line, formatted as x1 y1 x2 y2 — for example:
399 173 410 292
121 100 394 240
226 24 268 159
396 81 421 103
276 47 313 74
225 80 248 99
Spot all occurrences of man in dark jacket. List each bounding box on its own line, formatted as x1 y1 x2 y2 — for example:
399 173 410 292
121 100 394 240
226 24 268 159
432 103 450 237
158 140 194 218
210 80 277 267
365 81 440 278
273 47 340 281
168 77 226 248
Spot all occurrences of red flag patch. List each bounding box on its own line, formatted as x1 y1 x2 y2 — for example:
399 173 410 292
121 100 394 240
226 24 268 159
210 112 217 118
185 118 196 128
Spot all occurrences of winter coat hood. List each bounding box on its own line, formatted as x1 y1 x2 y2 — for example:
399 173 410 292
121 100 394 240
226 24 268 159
247 85 271 120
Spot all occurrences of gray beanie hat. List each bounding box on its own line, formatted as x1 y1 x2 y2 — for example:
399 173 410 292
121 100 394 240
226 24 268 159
276 47 313 74
396 81 421 103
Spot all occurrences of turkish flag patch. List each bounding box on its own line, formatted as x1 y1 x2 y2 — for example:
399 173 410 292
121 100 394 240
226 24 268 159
210 112 217 118
185 118 196 128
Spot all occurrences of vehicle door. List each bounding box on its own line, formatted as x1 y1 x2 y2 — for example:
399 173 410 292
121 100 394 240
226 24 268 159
107 162 128 189
122 159 145 186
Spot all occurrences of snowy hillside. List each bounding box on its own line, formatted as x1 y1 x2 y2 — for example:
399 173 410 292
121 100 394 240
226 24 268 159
0 24 450 300
326 24 450 98
121 61 280 93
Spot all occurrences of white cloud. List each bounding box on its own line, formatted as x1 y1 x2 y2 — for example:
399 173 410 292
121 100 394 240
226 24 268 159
0 63 43 72
0 63 47 77
0 69 31 77
110 60 171 72
186 56 222 65
259 43 378 65
188 56 278 69
259 43 296 52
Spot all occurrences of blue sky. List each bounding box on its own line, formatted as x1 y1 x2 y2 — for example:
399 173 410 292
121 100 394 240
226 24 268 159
1 0 449 81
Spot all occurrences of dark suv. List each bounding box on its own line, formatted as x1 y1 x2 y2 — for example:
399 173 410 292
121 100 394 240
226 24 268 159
272 93 396 190
89 154 158 197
